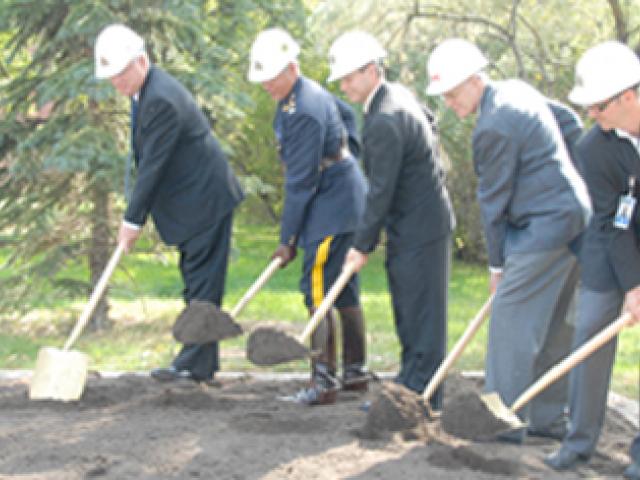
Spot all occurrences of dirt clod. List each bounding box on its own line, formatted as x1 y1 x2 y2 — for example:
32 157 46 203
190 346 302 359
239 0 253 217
172 300 242 344
359 382 427 439
246 325 309 366
441 391 517 440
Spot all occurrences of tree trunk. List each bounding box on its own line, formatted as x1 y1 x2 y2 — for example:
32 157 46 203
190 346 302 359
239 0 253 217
88 177 112 331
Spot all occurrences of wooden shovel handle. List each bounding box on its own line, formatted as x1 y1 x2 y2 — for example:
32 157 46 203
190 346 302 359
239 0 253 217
423 295 493 402
511 311 632 413
230 257 282 318
63 243 124 351
297 261 357 344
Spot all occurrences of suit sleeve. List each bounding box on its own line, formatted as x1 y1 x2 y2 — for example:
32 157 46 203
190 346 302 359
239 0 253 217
547 100 584 173
125 98 181 226
472 127 519 268
353 115 403 253
581 141 640 292
334 96 361 158
279 113 323 246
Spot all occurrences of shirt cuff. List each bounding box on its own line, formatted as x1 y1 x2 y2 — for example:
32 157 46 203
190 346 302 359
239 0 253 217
489 266 503 274
122 220 142 231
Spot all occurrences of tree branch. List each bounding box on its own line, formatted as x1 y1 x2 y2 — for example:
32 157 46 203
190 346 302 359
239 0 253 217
607 0 628 43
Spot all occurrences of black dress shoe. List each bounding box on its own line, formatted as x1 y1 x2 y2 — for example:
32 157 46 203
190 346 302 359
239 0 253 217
624 461 640 480
496 432 524 445
150 366 195 383
544 446 589 470
528 418 568 440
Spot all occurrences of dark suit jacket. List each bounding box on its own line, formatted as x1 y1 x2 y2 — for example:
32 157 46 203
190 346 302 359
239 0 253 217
473 80 591 267
354 82 454 254
127 66 243 245
579 126 640 292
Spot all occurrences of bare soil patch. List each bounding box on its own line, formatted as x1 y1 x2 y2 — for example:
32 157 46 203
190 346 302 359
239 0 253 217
0 372 634 479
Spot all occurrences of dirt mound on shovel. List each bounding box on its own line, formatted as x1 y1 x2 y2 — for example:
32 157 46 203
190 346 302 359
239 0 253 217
172 300 242 344
441 390 516 440
246 324 309 366
359 382 428 440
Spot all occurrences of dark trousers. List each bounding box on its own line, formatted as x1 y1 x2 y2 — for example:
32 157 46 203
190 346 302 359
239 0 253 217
171 213 232 381
387 234 450 408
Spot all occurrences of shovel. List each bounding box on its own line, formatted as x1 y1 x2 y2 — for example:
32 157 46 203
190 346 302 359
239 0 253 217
29 243 124 401
422 295 493 405
246 260 357 366
479 311 634 433
362 295 493 431
173 257 283 344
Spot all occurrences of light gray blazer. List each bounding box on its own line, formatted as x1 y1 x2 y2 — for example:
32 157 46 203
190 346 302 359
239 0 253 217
473 80 591 268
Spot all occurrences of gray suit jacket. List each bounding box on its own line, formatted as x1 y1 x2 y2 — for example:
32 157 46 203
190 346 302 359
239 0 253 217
473 80 591 267
354 82 454 254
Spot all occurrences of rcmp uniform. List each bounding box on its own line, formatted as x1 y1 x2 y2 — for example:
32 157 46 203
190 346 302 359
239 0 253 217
274 75 369 395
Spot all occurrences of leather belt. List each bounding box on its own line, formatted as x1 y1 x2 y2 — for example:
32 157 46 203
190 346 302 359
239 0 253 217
319 146 349 171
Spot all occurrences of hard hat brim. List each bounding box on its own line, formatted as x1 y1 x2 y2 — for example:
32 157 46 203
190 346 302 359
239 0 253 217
247 62 290 83
94 51 142 80
567 87 601 107
95 62 127 79
426 77 466 96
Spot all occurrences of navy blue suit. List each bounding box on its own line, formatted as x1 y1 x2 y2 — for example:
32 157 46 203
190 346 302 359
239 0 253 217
274 76 366 250
131 65 243 380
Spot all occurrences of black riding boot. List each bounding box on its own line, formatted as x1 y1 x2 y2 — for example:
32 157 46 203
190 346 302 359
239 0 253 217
339 305 369 391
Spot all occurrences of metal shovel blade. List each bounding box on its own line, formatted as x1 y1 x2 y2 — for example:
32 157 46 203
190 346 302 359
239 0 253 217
246 325 309 366
479 392 526 430
29 347 89 401
172 300 243 344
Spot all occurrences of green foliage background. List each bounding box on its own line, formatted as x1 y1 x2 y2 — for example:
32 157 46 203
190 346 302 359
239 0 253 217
1 0 640 330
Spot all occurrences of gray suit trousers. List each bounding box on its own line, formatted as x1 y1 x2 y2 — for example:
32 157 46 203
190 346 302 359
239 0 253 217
564 288 622 456
485 247 578 435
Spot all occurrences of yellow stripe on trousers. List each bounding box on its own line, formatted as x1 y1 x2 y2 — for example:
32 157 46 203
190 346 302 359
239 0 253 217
312 236 333 308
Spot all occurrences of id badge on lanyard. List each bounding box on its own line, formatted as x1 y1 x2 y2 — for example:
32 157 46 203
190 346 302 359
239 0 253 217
614 175 637 230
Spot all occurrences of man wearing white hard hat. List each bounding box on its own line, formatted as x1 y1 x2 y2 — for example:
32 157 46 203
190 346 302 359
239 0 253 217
544 41 640 477
328 31 455 408
426 38 591 441
248 28 370 405
94 24 244 384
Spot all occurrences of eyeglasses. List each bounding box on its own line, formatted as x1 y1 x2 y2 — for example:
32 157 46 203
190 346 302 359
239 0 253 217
589 93 622 113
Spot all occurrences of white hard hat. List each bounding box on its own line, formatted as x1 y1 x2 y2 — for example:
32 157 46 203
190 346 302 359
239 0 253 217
327 31 387 82
426 38 488 95
569 40 640 106
95 24 145 79
247 28 300 83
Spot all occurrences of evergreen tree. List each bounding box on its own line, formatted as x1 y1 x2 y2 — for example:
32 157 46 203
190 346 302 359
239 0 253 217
0 0 306 327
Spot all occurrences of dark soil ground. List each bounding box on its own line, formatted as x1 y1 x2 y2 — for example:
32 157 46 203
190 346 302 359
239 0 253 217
0 371 635 479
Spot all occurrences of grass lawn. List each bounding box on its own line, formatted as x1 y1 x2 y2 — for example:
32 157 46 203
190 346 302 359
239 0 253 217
0 223 638 399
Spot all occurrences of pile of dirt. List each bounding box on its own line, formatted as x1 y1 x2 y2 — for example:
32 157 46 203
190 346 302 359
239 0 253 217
246 324 309 365
441 390 517 440
0 371 635 479
359 382 427 439
172 300 242 344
